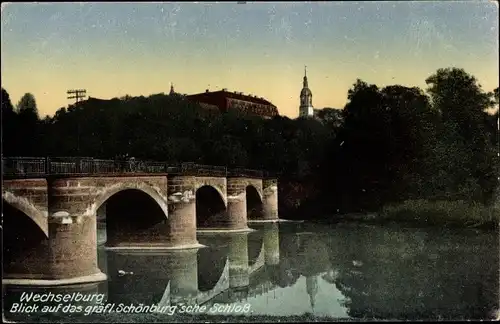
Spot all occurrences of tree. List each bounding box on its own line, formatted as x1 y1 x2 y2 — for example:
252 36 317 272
379 85 437 200
2 88 15 114
425 68 493 142
16 93 39 121
425 68 498 203
1 88 18 155
13 93 42 156
332 79 390 211
315 107 344 131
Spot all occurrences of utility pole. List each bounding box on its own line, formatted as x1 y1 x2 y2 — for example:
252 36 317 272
67 89 87 104
67 89 86 155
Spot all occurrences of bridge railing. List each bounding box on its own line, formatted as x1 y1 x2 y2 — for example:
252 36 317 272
228 168 264 178
2 157 46 178
49 157 84 174
87 159 118 173
181 163 227 177
1 157 273 179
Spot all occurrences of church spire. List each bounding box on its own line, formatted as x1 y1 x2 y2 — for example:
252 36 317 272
299 65 314 118
169 83 175 95
306 276 318 311
303 65 308 88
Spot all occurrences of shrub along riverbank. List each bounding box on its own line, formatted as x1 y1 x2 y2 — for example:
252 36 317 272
292 198 500 230
377 199 499 229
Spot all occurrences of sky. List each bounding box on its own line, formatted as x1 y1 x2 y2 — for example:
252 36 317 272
1 1 499 118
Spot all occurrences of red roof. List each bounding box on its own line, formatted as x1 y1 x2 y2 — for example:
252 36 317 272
186 89 279 117
188 90 276 106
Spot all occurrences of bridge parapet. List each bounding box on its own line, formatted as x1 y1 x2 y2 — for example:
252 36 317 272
228 168 263 179
181 163 227 177
2 157 47 178
2 157 274 179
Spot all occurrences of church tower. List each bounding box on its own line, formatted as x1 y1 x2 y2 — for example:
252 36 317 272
299 66 314 117
306 275 318 311
169 83 175 95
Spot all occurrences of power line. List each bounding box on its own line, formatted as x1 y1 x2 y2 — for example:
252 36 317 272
67 89 87 104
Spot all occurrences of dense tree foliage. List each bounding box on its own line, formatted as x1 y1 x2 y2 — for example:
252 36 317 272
2 67 498 216
1 88 17 155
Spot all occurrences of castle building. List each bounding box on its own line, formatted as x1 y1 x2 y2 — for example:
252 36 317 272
186 89 279 119
299 66 314 118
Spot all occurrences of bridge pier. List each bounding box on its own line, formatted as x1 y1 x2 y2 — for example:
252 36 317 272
228 232 250 289
226 178 251 231
263 222 280 265
4 178 107 286
168 250 199 305
262 179 279 221
167 176 201 248
46 178 106 284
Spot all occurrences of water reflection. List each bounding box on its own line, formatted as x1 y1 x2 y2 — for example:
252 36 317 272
325 223 499 320
3 222 498 321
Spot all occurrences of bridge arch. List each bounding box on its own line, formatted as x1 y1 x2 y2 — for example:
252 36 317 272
91 183 169 247
90 182 169 218
195 185 227 228
3 198 49 278
197 244 230 292
194 182 227 207
246 185 264 220
105 251 173 305
2 192 48 237
247 229 265 273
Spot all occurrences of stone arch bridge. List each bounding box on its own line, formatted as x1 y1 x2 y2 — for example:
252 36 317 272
3 224 283 315
2 157 279 286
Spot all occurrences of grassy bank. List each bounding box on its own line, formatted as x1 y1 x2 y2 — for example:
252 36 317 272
378 199 499 229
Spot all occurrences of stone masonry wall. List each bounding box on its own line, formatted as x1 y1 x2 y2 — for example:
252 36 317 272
263 179 279 220
167 176 198 246
2 179 48 235
3 179 50 279
46 176 169 279
226 178 248 229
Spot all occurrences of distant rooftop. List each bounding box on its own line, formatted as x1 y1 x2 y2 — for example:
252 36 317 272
187 89 277 108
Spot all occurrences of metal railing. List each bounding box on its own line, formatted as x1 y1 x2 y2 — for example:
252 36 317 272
2 157 273 179
229 168 264 178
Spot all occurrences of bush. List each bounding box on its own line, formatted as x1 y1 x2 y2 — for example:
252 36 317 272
379 199 499 228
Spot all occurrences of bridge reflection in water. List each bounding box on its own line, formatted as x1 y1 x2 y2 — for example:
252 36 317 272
4 221 497 321
103 222 283 307
3 221 348 320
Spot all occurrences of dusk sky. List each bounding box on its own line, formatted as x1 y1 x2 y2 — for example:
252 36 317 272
1 2 499 118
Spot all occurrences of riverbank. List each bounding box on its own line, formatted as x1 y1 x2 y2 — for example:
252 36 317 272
291 199 499 231
378 199 499 230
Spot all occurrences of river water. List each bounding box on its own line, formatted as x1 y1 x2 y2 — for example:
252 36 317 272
3 221 499 322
